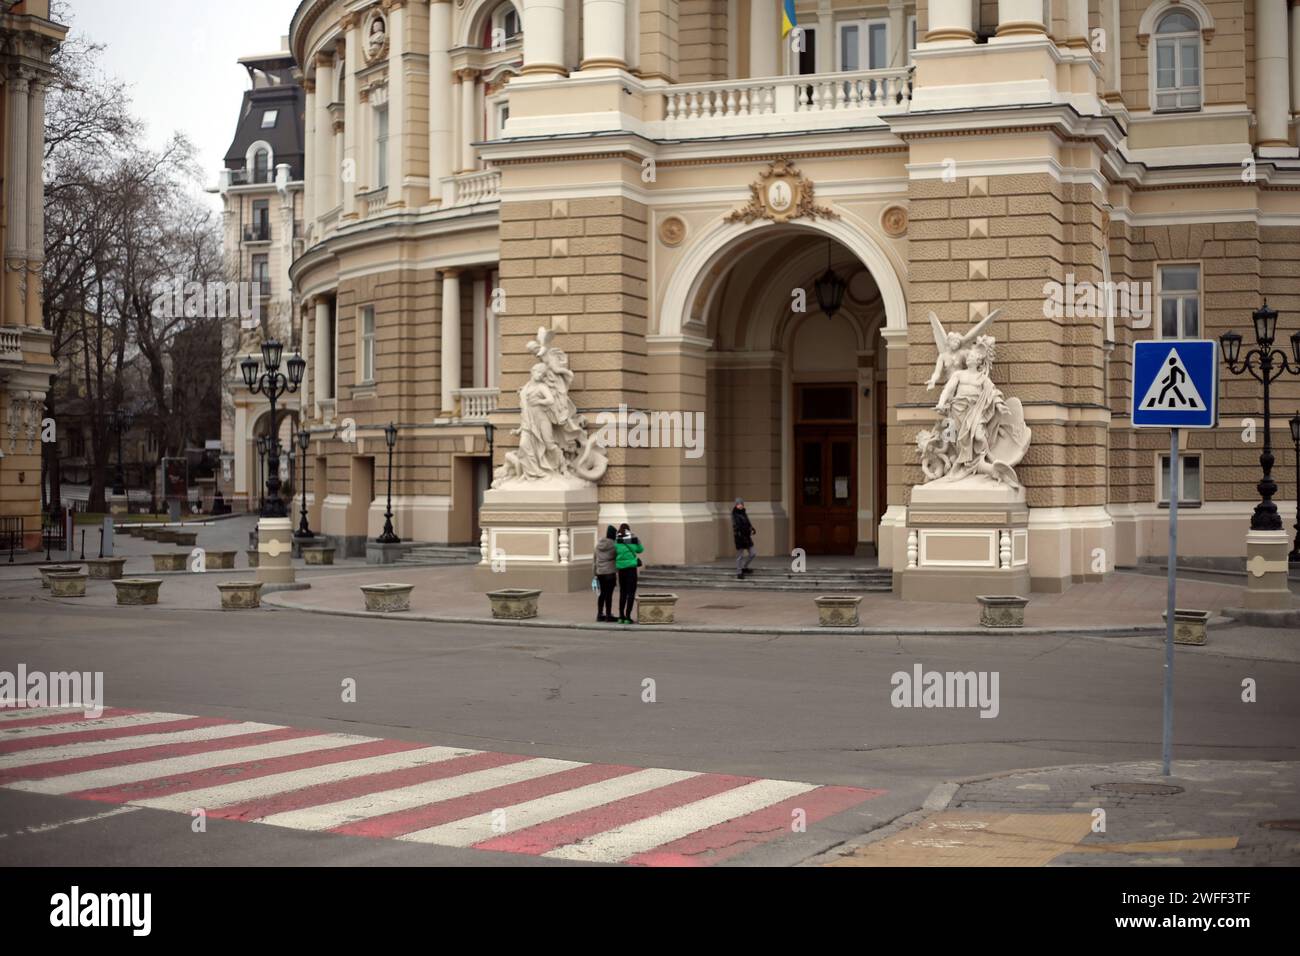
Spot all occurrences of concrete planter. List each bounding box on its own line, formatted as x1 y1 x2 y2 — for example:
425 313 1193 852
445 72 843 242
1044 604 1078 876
139 529 162 541
172 532 198 547
217 580 263 610
85 557 128 580
38 564 82 588
361 583 414 613
151 552 188 572
48 571 88 597
1162 608 1211 646
978 595 1029 628
302 546 335 566
636 592 679 625
245 548 260 568
487 588 541 620
815 595 862 627
155 530 181 544
113 578 162 605
206 550 237 570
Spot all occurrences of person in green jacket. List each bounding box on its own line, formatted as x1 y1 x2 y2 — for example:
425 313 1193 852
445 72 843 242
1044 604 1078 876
614 523 643 624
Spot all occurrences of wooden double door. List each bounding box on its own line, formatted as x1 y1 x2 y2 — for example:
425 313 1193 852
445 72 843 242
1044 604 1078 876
794 425 857 555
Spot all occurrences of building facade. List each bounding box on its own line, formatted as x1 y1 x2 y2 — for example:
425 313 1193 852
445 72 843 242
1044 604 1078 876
287 0 1300 591
0 1 64 550
216 47 308 512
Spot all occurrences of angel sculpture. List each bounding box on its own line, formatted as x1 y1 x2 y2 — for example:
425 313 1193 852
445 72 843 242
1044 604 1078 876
924 309 1001 391
492 327 609 487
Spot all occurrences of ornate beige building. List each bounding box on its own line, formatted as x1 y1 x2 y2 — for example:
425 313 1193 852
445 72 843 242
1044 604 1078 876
1 1 64 550
287 0 1300 593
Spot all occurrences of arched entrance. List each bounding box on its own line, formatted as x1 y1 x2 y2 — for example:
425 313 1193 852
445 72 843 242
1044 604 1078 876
649 218 904 562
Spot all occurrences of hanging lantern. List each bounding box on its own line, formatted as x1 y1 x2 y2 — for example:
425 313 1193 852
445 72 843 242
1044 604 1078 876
814 240 846 320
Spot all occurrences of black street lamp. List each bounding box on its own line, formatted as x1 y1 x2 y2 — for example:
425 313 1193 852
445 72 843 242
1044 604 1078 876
1219 301 1300 533
377 421 400 544
255 435 267 513
1290 411 1300 564
295 428 312 538
483 421 496 474
109 408 133 497
241 340 306 518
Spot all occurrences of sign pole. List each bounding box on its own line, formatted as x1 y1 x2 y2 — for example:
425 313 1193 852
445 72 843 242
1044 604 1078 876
1162 427 1179 776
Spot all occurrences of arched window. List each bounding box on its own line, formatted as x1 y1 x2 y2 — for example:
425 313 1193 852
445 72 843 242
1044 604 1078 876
489 3 520 47
1153 10 1201 112
253 148 270 184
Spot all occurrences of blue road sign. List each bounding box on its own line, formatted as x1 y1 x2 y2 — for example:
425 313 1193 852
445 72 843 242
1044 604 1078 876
1131 339 1219 429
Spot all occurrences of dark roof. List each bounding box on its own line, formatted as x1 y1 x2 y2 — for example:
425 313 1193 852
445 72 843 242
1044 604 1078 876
223 64 305 182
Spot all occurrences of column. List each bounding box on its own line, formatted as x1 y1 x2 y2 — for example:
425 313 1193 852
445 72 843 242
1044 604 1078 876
459 69 478 173
341 22 360 218
815 0 832 72
428 0 454 190
25 77 46 327
472 274 486 388
1065 0 1090 47
749 0 779 77
303 79 316 226
314 299 331 417
1292 0 1300 120
1257 0 1291 147
440 269 461 414
522 0 566 75
888 0 905 66
387 0 406 203
5 68 30 326
925 0 975 41
581 0 627 69
487 268 500 388
996 0 1047 37
315 53 336 213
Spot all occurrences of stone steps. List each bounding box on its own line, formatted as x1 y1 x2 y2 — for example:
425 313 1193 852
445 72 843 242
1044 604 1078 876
394 545 481 567
639 565 892 593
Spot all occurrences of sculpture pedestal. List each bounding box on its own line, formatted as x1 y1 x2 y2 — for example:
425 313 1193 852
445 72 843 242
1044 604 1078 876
471 482 600 594
899 480 1030 603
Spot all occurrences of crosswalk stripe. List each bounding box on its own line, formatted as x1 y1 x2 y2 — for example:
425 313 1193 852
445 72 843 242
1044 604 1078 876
0 706 89 722
0 721 285 774
402 767 700 848
11 733 374 796
541 779 820 863
0 711 192 742
474 772 754 857
0 707 138 729
0 715 233 755
339 761 642 840
258 757 584 832
126 745 475 812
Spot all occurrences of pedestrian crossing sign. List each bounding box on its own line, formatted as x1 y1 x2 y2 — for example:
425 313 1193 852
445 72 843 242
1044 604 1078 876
1131 339 1218 429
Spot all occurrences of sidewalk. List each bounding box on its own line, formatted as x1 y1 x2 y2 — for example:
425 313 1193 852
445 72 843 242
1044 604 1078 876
822 760 1300 866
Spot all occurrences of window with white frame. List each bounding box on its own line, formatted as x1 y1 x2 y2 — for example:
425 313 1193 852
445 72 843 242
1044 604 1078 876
1156 264 1200 339
492 100 510 138
491 3 521 46
906 16 917 64
1158 453 1202 506
837 19 888 71
360 306 375 383
375 105 388 189
260 109 278 129
789 25 817 75
1153 10 1201 112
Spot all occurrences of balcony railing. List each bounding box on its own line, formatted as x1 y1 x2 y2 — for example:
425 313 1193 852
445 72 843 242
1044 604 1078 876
360 186 388 217
244 222 271 242
453 387 500 421
452 170 500 206
0 327 22 360
658 67 912 137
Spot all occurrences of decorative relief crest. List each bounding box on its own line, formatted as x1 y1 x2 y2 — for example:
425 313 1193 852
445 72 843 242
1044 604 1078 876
880 205 908 238
725 158 838 225
658 216 686 247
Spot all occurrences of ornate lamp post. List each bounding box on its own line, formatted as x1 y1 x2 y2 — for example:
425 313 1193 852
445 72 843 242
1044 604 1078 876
109 408 133 497
295 428 312 538
255 435 267 513
1219 301 1300 610
241 340 305 518
1218 302 1300 532
377 422 400 544
1290 412 1300 565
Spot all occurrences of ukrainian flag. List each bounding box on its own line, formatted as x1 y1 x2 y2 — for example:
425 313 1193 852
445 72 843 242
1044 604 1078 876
781 0 797 37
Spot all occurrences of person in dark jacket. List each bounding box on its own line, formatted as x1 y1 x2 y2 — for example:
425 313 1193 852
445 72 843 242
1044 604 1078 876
732 497 755 579
592 525 618 622
614 522 644 624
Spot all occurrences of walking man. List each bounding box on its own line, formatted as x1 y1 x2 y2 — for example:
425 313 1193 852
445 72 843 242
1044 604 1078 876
732 498 755 579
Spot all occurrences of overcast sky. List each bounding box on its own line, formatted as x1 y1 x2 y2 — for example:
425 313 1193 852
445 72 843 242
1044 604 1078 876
66 0 303 206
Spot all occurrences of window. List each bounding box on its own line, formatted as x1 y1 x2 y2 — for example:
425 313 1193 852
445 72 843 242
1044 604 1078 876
253 148 269 184
1153 11 1201 112
492 3 520 43
375 106 388 189
260 110 278 129
251 199 269 241
1158 453 1202 506
795 26 817 76
251 254 270 296
493 101 510 137
907 16 917 64
1157 264 1200 339
838 19 888 71
360 306 375 383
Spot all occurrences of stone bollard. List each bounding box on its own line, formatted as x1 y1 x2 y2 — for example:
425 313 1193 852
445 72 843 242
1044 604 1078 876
113 578 163 606
217 581 263 610
635 593 679 625
85 557 128 580
361 583 414 613
38 564 82 588
302 545 335 566
814 595 862 627
977 595 1029 628
1162 608 1211 645
48 571 88 598
206 550 237 570
151 553 188 572
487 588 541 620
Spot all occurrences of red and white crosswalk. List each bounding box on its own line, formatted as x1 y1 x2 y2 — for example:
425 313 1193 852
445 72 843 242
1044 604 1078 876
0 706 883 865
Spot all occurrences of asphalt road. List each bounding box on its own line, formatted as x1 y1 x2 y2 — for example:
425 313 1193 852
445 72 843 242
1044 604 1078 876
2 598 1297 866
